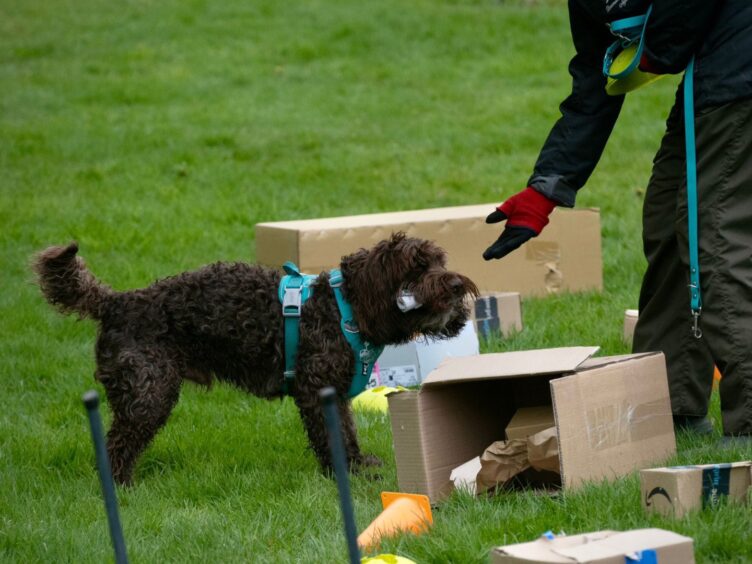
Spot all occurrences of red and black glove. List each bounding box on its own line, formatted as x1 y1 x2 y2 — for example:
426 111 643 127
482 187 556 260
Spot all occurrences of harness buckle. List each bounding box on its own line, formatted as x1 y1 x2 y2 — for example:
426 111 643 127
282 287 303 317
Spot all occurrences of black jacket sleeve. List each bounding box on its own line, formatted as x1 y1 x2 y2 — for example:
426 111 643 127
527 0 625 208
643 0 723 74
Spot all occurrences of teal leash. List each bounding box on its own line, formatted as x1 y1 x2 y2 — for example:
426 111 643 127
602 5 652 79
684 57 703 338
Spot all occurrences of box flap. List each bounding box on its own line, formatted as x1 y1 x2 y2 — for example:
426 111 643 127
577 352 657 371
551 353 675 489
256 204 521 231
642 460 752 474
422 347 600 387
491 531 616 563
554 528 693 562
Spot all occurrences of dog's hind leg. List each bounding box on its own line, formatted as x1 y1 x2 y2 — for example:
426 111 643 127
98 347 182 486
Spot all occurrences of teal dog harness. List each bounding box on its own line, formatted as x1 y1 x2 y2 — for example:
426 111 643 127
278 263 383 397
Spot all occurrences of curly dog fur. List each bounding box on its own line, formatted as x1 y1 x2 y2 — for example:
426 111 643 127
33 233 478 485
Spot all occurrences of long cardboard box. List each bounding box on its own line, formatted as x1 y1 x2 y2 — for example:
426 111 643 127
255 204 602 296
387 348 676 503
490 529 694 564
640 461 752 517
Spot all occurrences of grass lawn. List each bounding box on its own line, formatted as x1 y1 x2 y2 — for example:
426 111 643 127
2 0 751 561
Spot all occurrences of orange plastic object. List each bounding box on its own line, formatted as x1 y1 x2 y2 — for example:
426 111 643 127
357 492 433 551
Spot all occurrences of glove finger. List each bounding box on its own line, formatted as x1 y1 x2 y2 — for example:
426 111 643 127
482 226 536 260
485 209 507 224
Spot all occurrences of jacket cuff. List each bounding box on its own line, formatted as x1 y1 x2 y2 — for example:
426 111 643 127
527 175 577 208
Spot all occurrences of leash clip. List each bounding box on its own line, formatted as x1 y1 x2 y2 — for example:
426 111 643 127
691 308 702 339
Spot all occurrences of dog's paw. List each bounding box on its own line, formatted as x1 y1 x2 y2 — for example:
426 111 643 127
358 453 383 468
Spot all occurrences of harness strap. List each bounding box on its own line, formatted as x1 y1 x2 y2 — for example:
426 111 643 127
278 264 383 397
684 57 703 338
278 262 317 394
328 269 384 398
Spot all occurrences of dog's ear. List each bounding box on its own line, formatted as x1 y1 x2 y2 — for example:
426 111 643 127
389 231 407 246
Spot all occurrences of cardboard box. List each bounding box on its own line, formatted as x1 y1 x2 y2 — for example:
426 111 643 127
387 347 676 503
472 292 523 339
623 309 638 343
505 406 556 440
372 320 479 388
640 461 752 517
255 204 603 297
490 529 694 564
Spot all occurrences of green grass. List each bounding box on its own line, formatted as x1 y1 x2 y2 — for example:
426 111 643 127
1 0 750 561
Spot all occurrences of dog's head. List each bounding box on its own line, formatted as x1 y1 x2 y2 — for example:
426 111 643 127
339 232 479 346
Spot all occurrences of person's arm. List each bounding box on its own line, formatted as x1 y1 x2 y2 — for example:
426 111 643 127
641 0 722 74
527 0 625 208
484 1 623 260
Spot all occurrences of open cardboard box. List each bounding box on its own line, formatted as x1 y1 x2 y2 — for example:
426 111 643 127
388 347 676 503
490 528 694 564
255 204 602 297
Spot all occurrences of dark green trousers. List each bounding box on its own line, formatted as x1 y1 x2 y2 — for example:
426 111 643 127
633 96 752 436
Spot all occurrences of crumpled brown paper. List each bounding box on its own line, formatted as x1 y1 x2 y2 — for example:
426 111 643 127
476 439 530 493
462 427 560 495
527 427 559 473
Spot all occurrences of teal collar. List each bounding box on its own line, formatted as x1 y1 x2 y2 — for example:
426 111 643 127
278 263 383 398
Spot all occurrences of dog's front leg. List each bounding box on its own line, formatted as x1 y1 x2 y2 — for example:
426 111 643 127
293 385 381 474
337 397 383 471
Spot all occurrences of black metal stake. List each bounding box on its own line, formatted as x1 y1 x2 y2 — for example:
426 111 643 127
82 390 129 564
319 387 361 564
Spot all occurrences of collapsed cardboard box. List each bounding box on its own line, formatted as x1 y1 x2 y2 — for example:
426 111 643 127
640 461 752 517
255 204 603 296
490 528 695 564
370 321 479 388
388 347 676 503
472 292 523 339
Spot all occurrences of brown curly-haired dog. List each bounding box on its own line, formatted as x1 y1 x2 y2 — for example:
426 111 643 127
34 233 478 486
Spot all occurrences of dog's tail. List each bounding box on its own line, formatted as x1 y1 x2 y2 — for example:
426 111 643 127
33 242 113 320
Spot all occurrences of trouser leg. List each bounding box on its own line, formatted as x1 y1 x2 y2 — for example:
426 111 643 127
635 96 752 436
683 98 752 436
633 102 715 418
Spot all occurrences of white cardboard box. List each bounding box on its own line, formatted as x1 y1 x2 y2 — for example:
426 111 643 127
388 347 676 503
371 320 479 388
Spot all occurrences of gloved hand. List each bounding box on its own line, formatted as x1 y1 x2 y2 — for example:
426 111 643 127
482 187 556 260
